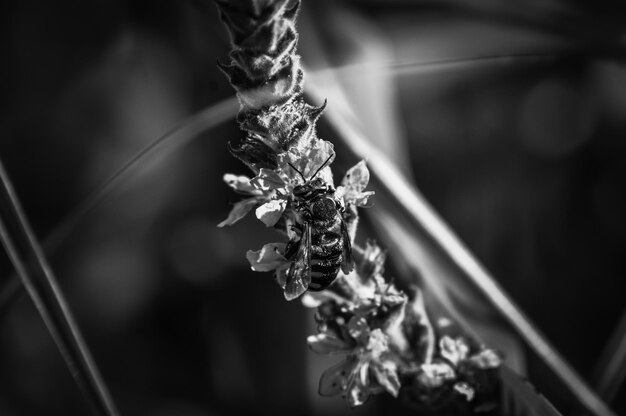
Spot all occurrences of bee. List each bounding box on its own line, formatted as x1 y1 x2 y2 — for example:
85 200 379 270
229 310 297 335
283 156 354 299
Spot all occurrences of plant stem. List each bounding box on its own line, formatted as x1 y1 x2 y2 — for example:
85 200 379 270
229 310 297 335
0 157 120 416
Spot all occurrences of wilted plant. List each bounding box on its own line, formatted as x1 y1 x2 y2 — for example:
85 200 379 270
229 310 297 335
214 0 502 411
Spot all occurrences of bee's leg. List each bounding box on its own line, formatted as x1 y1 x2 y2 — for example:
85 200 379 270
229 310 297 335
284 240 299 260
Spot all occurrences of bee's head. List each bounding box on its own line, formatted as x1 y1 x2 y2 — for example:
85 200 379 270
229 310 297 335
293 177 332 199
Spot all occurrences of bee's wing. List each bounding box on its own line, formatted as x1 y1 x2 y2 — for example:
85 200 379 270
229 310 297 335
284 222 312 300
340 218 354 274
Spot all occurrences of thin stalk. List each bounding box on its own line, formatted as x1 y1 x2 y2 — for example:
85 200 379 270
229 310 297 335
0 276 21 319
310 52 564 81
0 97 237 314
592 307 626 403
345 0 626 63
303 78 616 416
0 159 119 416
41 97 239 256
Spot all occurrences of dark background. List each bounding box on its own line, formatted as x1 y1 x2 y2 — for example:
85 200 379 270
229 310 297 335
0 0 625 415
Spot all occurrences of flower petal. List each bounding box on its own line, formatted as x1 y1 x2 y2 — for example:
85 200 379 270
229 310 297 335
358 240 386 279
255 199 287 226
250 168 286 191
417 362 456 388
307 333 353 355
217 197 261 227
453 381 475 401
372 361 401 397
366 329 389 358
246 243 288 272
340 161 375 207
301 290 347 308
347 317 370 344
467 348 502 369
352 191 375 207
319 358 356 397
347 381 371 407
278 140 336 181
223 173 259 194
342 160 370 193
440 336 470 366
275 266 288 289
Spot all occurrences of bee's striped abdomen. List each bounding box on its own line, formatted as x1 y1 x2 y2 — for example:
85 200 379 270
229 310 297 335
308 216 344 291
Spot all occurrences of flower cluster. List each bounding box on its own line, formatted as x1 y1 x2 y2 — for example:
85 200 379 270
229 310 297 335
215 0 503 412
221 143 373 299
402 336 502 412
216 0 373 300
304 241 502 410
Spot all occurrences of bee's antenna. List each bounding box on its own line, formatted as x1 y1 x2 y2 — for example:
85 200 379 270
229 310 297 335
310 154 333 179
288 162 306 182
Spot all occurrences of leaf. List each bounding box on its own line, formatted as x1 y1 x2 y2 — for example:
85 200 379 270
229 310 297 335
217 197 261 227
500 365 563 416
255 199 287 226
246 243 288 272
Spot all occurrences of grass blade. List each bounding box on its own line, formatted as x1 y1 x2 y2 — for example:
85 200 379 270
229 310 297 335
42 97 239 255
304 77 616 416
500 365 563 416
0 275 21 319
0 97 238 314
0 159 119 416
592 308 626 403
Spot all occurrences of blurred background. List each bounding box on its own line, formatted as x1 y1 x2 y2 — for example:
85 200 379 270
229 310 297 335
0 0 625 415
